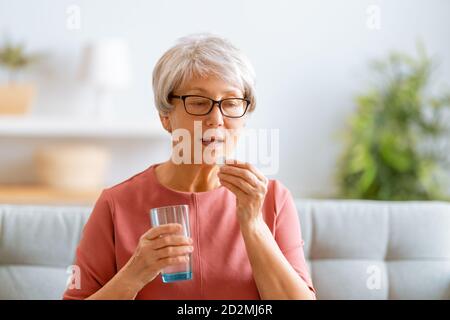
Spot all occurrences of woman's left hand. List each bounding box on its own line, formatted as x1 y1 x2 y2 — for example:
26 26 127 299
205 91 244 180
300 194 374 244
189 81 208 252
217 161 269 226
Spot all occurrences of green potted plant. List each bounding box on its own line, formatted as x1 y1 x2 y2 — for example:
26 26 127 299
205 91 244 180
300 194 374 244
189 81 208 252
0 39 40 115
337 44 450 200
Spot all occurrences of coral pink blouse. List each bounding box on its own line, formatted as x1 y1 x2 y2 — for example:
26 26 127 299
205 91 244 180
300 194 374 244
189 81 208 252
63 163 314 299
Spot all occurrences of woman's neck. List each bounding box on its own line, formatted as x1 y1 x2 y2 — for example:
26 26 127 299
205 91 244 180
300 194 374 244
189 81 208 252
155 160 221 193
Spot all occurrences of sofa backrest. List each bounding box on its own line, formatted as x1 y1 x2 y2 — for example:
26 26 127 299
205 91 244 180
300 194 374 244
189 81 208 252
0 200 449 299
0 205 90 299
296 200 450 299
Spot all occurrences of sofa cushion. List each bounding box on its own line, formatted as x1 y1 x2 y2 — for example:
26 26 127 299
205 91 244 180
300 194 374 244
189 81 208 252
296 200 450 300
311 260 389 300
0 265 68 299
0 205 90 267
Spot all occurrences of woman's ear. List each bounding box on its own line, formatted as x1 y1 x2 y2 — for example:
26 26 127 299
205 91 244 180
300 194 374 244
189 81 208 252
159 113 172 133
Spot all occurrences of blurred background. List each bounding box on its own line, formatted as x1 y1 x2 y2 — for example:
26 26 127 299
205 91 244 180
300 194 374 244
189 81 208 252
0 0 449 205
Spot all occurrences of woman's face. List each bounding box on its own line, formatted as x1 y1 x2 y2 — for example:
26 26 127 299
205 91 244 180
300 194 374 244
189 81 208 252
161 74 247 165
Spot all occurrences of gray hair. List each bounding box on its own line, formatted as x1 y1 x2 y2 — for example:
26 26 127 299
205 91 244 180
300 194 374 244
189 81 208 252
152 33 256 115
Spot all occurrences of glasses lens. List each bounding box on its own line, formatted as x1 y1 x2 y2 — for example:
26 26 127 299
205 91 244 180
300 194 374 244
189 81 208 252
221 99 246 117
185 96 213 115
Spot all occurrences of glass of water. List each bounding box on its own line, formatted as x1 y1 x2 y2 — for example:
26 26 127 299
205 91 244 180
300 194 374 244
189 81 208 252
149 204 193 283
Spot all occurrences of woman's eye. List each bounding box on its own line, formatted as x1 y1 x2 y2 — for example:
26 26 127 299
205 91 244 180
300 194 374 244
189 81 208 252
188 99 209 106
193 102 208 106
223 101 240 108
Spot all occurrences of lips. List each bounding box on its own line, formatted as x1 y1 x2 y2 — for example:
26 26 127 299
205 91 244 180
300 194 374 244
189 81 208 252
201 134 225 141
202 137 224 143
201 136 225 146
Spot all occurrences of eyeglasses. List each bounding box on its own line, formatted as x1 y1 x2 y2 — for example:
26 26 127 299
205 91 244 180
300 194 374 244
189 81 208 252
169 94 250 118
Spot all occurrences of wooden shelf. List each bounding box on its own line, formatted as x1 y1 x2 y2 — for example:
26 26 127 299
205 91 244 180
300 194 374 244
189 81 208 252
0 185 101 206
0 116 168 139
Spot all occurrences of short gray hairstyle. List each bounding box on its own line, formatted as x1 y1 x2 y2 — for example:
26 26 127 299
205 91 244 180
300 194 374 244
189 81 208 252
152 33 256 115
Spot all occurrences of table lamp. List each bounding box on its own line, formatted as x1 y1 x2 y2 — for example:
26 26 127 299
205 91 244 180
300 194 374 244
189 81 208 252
78 39 131 121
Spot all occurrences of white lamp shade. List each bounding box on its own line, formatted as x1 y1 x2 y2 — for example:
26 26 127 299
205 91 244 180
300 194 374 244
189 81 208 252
79 39 132 90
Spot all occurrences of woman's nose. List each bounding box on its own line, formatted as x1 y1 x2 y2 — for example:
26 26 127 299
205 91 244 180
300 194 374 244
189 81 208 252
205 103 224 127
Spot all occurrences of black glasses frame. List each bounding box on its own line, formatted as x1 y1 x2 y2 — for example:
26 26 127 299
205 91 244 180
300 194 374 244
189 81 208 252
169 94 250 118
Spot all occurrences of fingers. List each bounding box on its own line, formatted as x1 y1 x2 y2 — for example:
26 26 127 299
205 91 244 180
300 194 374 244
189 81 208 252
151 234 193 249
218 171 253 195
218 161 269 198
155 244 194 260
219 180 246 198
143 223 182 241
156 255 190 269
222 160 267 184
219 165 258 187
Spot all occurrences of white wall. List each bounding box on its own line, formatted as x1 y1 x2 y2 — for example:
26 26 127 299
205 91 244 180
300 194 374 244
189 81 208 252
1 0 449 197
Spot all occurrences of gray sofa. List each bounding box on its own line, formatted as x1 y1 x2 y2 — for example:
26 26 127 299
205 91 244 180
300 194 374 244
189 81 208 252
1 199 449 300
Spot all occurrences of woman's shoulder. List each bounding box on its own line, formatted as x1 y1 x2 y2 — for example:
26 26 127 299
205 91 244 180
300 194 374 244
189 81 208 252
267 178 291 197
266 179 294 212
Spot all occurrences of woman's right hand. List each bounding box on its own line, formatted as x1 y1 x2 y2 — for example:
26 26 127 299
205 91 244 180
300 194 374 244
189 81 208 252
122 223 194 290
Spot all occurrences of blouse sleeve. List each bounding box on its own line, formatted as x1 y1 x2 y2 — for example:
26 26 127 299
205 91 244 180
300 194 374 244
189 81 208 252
273 181 316 295
62 190 117 299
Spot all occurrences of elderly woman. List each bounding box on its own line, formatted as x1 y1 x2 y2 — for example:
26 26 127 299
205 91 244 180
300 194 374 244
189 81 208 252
63 34 315 300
